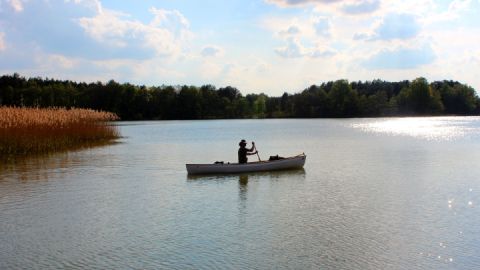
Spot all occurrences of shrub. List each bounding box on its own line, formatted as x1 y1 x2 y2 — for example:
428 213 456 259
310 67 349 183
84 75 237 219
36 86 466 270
0 107 119 159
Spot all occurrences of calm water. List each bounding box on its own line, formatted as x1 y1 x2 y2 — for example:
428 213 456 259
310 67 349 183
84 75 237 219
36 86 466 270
1 117 480 269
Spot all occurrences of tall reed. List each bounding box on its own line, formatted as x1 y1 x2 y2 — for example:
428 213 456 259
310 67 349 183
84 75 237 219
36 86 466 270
0 107 119 159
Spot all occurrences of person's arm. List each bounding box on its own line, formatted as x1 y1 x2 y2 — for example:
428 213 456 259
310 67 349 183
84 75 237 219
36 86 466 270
247 142 257 155
247 141 255 152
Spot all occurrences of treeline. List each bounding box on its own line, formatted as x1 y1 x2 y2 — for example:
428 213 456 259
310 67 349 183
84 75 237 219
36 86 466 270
1 73 479 120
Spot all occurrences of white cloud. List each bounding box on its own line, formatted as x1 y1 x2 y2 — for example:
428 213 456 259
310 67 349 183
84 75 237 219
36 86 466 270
41 54 77 69
0 1 198 85
363 44 435 69
275 37 335 59
266 0 342 7
0 32 5 51
279 25 301 36
77 7 192 58
64 0 102 13
265 13 339 59
356 13 420 41
260 1 476 91
10 52 190 87
116 58 187 84
311 48 336 58
353 33 369 40
423 0 477 23
207 59 276 93
201 45 224 57
449 0 474 13
264 15 334 41
7 0 23 12
199 61 225 79
341 0 380 15
380 0 436 16
313 17 331 37
275 37 306 58
266 0 380 14
0 0 159 60
149 8 190 39
424 27 480 88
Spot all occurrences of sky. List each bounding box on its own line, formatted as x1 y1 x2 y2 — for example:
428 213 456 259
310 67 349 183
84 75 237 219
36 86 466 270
0 0 479 96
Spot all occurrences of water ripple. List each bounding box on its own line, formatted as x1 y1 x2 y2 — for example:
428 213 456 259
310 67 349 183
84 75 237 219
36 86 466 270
2 119 480 269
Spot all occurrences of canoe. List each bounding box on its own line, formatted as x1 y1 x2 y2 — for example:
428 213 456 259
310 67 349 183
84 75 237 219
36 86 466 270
186 153 306 175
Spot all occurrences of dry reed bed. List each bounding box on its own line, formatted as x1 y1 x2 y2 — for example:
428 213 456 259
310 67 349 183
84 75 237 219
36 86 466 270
0 107 119 158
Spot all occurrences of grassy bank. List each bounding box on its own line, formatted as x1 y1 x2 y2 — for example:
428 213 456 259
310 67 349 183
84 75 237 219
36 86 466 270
0 107 119 159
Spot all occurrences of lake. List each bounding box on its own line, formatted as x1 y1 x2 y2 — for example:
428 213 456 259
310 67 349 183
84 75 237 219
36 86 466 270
1 117 480 269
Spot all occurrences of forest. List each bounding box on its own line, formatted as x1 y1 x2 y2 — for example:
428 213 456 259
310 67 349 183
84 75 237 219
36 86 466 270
1 73 479 120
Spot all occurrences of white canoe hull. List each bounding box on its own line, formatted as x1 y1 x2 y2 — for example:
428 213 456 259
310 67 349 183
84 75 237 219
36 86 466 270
186 154 306 175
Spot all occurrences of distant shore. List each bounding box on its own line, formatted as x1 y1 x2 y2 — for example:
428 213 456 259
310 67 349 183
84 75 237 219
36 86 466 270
1 74 479 120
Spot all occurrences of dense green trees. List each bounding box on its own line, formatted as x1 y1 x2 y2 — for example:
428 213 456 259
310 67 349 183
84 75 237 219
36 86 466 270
395 77 444 114
0 73 479 120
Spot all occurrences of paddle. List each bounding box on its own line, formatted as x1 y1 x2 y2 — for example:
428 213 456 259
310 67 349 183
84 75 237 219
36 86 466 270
253 142 261 162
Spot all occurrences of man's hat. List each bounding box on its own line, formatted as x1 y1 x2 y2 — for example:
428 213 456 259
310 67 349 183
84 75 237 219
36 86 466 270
239 139 247 146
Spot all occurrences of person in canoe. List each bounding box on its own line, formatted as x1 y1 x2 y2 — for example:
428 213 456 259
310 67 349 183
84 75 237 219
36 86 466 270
238 139 258 164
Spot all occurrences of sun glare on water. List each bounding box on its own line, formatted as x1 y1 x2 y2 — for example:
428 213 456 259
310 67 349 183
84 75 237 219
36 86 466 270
352 117 479 141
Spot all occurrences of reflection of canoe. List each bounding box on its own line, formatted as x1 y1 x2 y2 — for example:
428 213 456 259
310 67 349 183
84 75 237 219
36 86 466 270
186 153 306 175
186 168 306 181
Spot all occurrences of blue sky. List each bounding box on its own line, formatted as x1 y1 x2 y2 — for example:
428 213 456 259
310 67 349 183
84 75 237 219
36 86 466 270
0 0 479 95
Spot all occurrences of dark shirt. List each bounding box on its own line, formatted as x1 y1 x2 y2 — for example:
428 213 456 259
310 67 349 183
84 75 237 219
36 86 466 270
238 147 248 164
